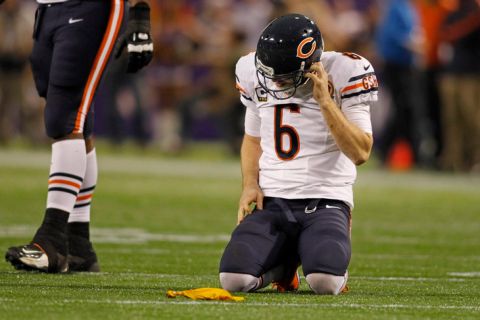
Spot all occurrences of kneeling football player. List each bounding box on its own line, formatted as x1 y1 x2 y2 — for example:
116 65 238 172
219 13 378 294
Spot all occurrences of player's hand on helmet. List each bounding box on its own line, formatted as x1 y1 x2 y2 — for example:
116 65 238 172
237 184 264 225
305 62 332 106
114 1 153 73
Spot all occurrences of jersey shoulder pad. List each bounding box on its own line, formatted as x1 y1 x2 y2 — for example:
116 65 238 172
322 51 379 107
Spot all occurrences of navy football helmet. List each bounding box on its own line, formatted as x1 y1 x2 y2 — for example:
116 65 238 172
255 14 324 99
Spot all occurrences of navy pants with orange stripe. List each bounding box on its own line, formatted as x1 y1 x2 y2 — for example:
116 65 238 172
30 0 125 139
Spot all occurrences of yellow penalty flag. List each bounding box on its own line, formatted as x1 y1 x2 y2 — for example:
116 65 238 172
166 288 245 302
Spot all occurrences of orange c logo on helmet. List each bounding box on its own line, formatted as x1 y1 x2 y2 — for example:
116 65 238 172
296 37 316 59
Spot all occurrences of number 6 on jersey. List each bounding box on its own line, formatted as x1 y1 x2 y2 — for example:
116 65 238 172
274 104 300 160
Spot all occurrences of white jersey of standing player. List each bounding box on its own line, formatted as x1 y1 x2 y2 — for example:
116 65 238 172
235 51 378 208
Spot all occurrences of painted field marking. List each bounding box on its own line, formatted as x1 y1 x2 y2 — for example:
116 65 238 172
447 272 480 277
2 270 474 283
3 226 480 248
0 225 230 243
0 297 478 311
1 149 479 192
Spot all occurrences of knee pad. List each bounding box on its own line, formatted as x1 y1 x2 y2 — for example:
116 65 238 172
219 213 281 277
219 272 259 292
305 272 348 295
44 112 69 139
44 85 86 139
301 238 351 276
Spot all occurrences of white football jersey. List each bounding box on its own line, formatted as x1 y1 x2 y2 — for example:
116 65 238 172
235 51 378 208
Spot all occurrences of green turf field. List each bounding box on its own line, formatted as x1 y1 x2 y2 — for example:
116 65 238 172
0 148 479 319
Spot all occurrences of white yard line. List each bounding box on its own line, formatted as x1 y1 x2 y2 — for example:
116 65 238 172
447 272 480 277
111 273 476 282
3 270 474 282
0 149 240 179
0 297 478 311
1 149 479 191
0 225 230 243
1 225 480 251
2 224 478 246
353 276 468 282
4 224 479 246
108 273 476 282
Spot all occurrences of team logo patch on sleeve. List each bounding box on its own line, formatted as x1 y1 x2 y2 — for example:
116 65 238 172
341 72 378 99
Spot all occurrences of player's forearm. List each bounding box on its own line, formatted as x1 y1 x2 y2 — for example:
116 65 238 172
240 134 262 188
320 100 373 165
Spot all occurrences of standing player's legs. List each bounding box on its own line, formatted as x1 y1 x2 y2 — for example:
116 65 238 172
298 202 351 295
66 0 126 272
5 0 125 273
219 200 299 292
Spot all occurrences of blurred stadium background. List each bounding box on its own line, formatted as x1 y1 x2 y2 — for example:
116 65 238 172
1 1 479 319
1 0 479 172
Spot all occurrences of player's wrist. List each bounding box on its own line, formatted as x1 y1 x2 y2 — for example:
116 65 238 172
316 93 335 110
130 2 150 21
242 180 259 190
129 1 151 32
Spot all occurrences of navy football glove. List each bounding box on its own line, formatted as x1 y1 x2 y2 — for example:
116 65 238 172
114 1 153 73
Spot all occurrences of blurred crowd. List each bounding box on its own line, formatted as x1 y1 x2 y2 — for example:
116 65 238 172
0 0 479 172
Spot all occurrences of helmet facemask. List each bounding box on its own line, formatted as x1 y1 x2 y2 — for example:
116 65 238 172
255 54 308 100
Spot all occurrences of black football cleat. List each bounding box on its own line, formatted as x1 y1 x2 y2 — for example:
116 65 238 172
67 234 100 272
272 269 300 292
5 242 68 273
272 258 301 293
67 253 100 272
